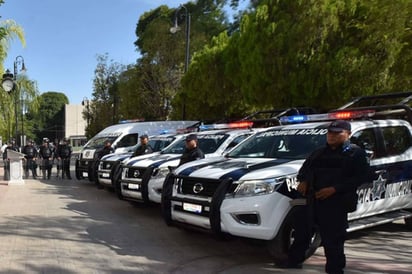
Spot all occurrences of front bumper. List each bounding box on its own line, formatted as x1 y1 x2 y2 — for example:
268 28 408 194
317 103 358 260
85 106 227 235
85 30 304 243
170 192 292 240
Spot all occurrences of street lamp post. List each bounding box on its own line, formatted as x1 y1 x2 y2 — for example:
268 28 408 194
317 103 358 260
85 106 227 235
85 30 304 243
14 56 26 146
170 4 191 120
2 56 26 146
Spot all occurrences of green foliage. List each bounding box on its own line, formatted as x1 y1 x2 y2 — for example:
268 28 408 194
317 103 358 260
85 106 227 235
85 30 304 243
30 92 68 143
181 0 412 114
88 0 412 124
0 18 27 142
88 53 125 137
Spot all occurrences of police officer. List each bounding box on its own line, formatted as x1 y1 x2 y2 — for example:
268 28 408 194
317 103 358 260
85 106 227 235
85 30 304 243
278 120 369 273
56 138 72 179
132 134 153 157
39 138 54 180
97 140 115 160
178 134 205 166
21 140 38 179
2 139 19 180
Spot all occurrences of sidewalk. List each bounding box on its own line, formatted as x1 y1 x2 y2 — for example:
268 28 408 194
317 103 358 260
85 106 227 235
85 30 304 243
0 166 411 273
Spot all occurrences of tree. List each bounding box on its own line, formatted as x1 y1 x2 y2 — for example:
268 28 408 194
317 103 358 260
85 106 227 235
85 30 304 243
134 1 229 120
0 18 26 141
180 0 412 114
179 31 250 120
29 92 68 143
88 53 125 138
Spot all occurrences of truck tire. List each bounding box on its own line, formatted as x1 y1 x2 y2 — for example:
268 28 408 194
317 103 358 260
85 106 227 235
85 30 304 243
267 206 321 264
111 163 124 200
88 161 95 182
141 167 154 204
161 173 174 226
405 216 412 229
75 159 83 180
110 161 121 188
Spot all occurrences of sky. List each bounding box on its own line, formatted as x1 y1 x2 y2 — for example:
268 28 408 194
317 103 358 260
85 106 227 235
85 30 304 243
0 0 187 105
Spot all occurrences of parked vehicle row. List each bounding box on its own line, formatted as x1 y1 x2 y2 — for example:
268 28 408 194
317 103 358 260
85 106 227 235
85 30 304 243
77 92 412 263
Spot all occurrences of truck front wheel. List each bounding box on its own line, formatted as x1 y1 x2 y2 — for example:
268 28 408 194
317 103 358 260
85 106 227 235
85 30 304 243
75 159 83 180
267 206 321 264
161 173 174 226
405 216 412 229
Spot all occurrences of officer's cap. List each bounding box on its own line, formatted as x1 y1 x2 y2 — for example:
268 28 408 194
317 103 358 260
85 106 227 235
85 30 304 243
328 120 351 132
185 134 198 142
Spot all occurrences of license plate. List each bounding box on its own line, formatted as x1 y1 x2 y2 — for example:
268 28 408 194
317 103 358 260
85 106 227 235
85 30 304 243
183 202 202 213
82 172 88 177
102 173 110 178
128 183 140 190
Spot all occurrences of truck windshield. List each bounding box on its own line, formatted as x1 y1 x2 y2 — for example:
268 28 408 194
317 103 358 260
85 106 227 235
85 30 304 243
84 136 118 149
227 128 327 159
161 134 229 155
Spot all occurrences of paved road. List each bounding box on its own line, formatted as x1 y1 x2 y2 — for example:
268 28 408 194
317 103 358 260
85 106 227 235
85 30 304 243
0 171 411 273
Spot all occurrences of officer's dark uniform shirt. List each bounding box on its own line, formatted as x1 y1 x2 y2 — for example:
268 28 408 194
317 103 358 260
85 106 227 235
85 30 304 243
97 146 115 160
39 144 53 159
133 144 153 157
179 146 205 166
297 140 369 194
22 144 37 159
56 144 72 158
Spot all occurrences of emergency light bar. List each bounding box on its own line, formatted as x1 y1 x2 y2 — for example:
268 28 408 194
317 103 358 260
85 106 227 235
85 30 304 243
199 121 254 131
279 110 375 124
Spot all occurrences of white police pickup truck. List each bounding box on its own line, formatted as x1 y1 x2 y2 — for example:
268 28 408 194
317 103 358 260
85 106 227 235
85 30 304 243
96 134 178 191
161 105 412 262
120 128 256 204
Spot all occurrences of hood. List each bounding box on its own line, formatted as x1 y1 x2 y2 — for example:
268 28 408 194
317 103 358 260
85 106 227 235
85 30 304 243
124 153 181 167
176 157 305 181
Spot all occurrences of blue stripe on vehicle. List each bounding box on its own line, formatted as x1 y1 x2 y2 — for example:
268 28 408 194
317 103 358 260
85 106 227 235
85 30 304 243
179 158 231 176
219 159 294 180
127 157 149 166
148 156 181 168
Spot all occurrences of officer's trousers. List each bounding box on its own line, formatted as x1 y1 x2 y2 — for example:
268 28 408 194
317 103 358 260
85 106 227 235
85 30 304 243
61 158 71 179
41 159 52 179
24 158 37 179
315 198 347 274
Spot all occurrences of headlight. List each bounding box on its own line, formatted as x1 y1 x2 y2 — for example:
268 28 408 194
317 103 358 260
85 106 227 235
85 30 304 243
233 178 281 197
152 167 170 178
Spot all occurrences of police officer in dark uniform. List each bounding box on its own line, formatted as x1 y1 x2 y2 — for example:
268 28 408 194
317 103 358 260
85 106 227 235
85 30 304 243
22 140 38 179
56 138 72 179
278 120 369 273
132 134 153 157
178 134 205 166
39 138 54 180
97 140 115 160
2 139 20 180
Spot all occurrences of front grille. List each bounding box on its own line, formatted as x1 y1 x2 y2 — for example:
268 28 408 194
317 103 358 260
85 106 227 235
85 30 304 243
180 178 220 197
125 167 147 179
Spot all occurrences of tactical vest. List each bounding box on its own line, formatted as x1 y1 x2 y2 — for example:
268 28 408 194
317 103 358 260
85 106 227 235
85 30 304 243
24 146 35 158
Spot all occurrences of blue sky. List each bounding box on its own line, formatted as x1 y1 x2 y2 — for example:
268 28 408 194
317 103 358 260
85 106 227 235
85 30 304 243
1 0 189 104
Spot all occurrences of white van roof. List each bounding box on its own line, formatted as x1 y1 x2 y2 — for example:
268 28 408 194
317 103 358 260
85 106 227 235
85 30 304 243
94 121 198 137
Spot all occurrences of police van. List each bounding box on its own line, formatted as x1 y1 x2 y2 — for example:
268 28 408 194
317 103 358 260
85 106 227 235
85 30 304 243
75 120 197 181
161 94 412 262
